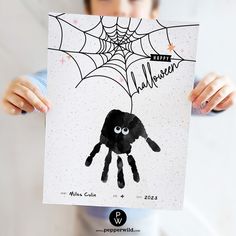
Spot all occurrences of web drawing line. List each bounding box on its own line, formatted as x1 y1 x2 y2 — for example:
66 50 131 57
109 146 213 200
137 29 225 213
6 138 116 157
49 13 195 66
48 14 197 76
48 14 198 113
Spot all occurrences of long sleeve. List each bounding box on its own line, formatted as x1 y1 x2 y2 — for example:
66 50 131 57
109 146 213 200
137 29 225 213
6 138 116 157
24 70 223 232
26 70 223 116
26 70 47 96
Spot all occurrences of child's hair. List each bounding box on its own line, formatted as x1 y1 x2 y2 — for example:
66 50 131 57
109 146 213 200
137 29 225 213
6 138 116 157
84 0 160 13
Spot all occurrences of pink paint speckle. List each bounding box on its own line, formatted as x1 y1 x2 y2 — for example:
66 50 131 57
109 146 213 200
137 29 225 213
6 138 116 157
119 77 124 82
59 57 65 65
73 19 78 25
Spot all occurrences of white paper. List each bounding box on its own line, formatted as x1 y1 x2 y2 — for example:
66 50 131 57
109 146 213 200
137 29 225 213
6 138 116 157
44 13 199 210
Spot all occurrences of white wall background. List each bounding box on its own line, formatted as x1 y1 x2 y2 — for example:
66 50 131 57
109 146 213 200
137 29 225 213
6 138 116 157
0 0 235 236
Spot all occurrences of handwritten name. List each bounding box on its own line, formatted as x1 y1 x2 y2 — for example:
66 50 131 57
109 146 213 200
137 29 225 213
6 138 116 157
69 191 96 197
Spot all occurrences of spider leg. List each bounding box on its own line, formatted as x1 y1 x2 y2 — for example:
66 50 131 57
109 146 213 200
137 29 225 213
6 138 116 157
101 149 112 182
117 156 125 189
140 128 161 152
146 137 161 152
85 142 102 166
127 154 140 182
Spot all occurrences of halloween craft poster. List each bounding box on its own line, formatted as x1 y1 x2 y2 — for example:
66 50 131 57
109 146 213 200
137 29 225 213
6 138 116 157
44 13 199 209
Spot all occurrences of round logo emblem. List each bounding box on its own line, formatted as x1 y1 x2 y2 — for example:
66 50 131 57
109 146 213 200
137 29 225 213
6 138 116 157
109 209 127 227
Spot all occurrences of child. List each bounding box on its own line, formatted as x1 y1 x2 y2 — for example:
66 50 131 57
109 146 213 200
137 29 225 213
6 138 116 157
1 0 235 115
1 0 235 235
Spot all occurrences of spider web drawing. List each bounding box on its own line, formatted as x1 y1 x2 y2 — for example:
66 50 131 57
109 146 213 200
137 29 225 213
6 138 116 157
48 13 199 113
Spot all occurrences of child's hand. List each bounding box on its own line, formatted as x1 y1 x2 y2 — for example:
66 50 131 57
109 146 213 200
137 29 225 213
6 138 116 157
189 72 236 114
1 77 51 115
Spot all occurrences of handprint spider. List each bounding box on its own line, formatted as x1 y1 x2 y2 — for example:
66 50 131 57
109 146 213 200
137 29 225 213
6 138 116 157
85 109 161 188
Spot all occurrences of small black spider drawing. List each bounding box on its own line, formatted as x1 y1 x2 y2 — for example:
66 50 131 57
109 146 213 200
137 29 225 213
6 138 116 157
85 109 161 188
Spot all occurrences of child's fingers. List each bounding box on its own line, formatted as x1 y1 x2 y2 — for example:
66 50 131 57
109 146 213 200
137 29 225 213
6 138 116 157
17 78 52 109
1 99 22 115
201 85 233 113
188 72 217 101
215 91 236 110
192 77 226 108
6 93 35 113
12 83 48 113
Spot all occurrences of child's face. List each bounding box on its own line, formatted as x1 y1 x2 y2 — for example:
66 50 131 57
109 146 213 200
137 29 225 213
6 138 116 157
86 0 159 19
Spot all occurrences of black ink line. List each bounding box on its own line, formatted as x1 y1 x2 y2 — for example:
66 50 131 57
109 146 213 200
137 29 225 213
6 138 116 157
131 60 182 97
48 14 198 114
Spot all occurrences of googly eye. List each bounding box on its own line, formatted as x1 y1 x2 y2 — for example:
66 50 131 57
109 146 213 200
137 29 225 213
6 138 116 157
122 127 129 135
114 126 122 134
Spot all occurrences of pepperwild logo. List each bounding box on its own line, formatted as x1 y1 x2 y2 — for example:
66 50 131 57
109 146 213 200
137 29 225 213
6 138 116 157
95 209 141 234
109 209 127 227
